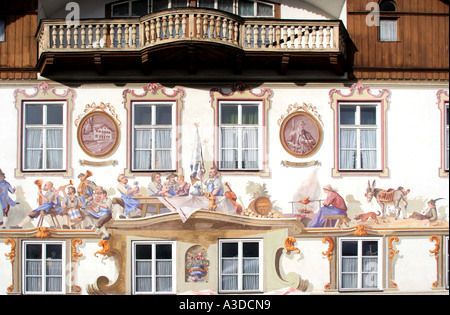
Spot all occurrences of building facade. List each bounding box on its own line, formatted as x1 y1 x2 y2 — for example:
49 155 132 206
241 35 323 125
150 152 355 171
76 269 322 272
0 0 448 295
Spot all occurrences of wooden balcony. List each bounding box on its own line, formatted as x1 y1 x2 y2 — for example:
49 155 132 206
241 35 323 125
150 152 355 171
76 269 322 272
36 8 356 78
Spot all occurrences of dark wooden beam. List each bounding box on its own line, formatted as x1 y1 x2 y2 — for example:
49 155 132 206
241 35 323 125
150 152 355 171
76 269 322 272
280 54 290 75
187 45 197 74
94 54 105 75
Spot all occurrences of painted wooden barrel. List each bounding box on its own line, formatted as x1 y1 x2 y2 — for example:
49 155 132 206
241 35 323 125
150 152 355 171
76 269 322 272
249 197 272 216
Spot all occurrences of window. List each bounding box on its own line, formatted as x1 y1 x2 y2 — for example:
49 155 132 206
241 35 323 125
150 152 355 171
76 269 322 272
0 19 5 42
197 0 274 17
219 239 263 293
132 102 175 171
22 102 66 172
339 238 382 292
111 0 189 16
379 18 398 42
219 102 262 171
22 242 65 294
379 1 398 42
338 103 381 171
132 241 176 294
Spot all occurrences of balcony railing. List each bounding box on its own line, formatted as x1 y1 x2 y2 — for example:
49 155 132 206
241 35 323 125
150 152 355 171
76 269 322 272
37 8 349 56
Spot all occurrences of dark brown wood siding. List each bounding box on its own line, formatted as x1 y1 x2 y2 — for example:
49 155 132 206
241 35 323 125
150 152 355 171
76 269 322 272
347 0 449 80
0 0 38 80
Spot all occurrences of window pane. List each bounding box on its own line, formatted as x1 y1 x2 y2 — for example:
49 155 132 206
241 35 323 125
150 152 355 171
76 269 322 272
340 130 356 148
26 105 43 125
112 2 130 16
135 130 152 149
380 19 397 41
242 106 259 124
340 106 356 125
257 2 273 16
136 244 152 259
153 0 168 12
222 128 238 148
360 107 377 125
362 241 378 256
132 0 148 16
155 129 171 148
243 242 259 257
156 106 172 125
243 275 259 290
219 0 234 13
26 129 43 148
199 0 214 8
222 242 238 258
47 105 63 125
243 258 259 273
26 244 42 259
239 0 254 16
0 19 5 42
46 244 62 259
243 150 258 169
221 149 238 169
156 244 172 259
221 106 239 124
134 106 152 125
172 0 187 8
222 275 238 290
342 241 358 256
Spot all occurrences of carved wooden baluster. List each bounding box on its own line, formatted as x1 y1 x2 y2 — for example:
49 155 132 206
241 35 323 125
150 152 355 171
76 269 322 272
222 18 228 41
214 17 220 39
253 25 258 47
168 15 174 39
51 25 57 48
87 24 93 48
311 26 317 49
155 18 161 41
318 26 324 48
81 25 86 48
282 25 288 49
245 25 251 47
123 24 129 47
304 26 310 49
275 25 281 48
260 25 266 48
201 15 207 38
102 24 107 48
73 25 79 48
117 24 122 48
66 25 72 48
181 14 187 38
233 22 239 44
131 24 137 47
150 20 156 43
268 25 274 48
174 14 180 38
144 21 150 45
325 26 331 49
109 24 115 48
59 25 65 48
195 14 201 38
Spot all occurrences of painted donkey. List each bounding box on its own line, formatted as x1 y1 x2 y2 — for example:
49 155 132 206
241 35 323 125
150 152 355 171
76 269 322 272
365 180 410 219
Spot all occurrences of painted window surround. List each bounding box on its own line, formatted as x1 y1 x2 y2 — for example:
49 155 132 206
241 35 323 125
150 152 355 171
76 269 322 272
123 83 185 176
437 90 449 177
329 82 390 178
14 82 76 178
210 82 272 177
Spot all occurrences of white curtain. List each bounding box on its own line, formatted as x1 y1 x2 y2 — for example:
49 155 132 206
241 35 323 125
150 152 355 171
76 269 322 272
243 258 259 290
242 128 258 169
25 129 43 170
26 261 42 292
46 261 63 292
360 130 377 169
199 0 215 8
221 128 238 169
341 257 378 289
340 129 356 169
380 20 397 41
156 261 172 292
134 130 152 170
257 2 272 16
221 258 238 290
155 129 172 170
47 129 63 169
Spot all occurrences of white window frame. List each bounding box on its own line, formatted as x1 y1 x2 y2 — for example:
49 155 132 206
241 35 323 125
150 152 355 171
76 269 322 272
22 241 66 295
131 101 176 172
218 101 263 171
338 237 383 292
338 102 382 171
219 239 263 293
111 0 190 16
131 241 176 295
22 101 67 172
